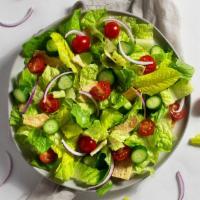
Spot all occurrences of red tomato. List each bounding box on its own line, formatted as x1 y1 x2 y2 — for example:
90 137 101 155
39 149 57 164
90 81 111 101
71 35 91 54
139 119 155 137
78 135 97 154
169 103 186 121
139 55 156 74
112 146 132 162
104 21 120 39
39 94 60 113
28 54 46 74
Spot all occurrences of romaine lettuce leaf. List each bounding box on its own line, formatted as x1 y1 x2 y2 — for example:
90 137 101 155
150 105 168 122
160 88 177 106
125 133 146 147
33 85 44 104
50 32 78 72
84 120 108 142
55 152 74 182
100 108 123 129
9 106 22 126
133 67 181 95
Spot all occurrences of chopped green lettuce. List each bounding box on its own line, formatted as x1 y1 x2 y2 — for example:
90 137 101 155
33 85 44 104
133 67 181 95
160 88 177 106
9 106 22 126
125 133 146 147
97 181 113 197
189 134 200 146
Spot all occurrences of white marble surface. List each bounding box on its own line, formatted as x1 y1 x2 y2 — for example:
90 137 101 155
0 0 200 199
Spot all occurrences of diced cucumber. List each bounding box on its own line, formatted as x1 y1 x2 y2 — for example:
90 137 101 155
146 95 162 110
46 39 57 52
79 52 93 65
119 41 134 55
43 119 59 135
58 75 73 90
124 101 132 110
13 88 28 103
150 45 164 56
97 69 115 85
131 148 148 164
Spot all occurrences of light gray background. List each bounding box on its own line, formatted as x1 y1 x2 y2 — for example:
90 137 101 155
0 0 199 199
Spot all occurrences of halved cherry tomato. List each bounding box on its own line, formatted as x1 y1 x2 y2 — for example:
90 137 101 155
112 146 132 162
169 102 186 121
90 81 111 101
78 135 97 154
39 94 60 113
138 119 155 137
139 55 156 74
71 35 91 54
104 21 120 39
39 149 57 164
28 54 46 74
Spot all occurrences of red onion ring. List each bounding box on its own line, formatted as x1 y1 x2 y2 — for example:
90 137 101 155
90 140 107 157
176 171 185 200
79 90 99 116
174 98 185 113
61 139 86 157
87 159 114 190
0 151 13 187
65 30 85 39
132 88 146 119
21 78 39 114
43 71 73 103
0 8 33 28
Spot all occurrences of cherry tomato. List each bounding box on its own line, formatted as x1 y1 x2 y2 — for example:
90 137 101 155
138 119 155 137
78 135 97 154
104 21 120 39
39 149 57 164
112 146 132 162
90 81 111 101
39 94 60 113
28 54 46 74
169 102 186 121
71 35 91 54
139 55 156 74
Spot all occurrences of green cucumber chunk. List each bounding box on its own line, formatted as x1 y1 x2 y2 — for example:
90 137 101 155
131 148 147 164
146 95 162 110
43 119 59 135
58 75 73 90
46 39 58 52
97 69 115 85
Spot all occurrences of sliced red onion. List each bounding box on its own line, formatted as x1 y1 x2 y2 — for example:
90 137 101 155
174 98 185 113
118 41 153 66
87 159 114 190
79 90 99 116
90 140 107 157
65 30 86 39
43 71 73 103
132 88 146 119
61 139 86 157
176 171 185 200
0 8 33 28
0 151 13 187
21 78 39 114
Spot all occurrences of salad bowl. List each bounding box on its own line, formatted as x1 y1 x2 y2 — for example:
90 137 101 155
8 8 192 193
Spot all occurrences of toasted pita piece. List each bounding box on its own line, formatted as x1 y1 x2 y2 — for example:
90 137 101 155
23 113 49 128
113 117 137 133
123 87 137 102
112 159 133 180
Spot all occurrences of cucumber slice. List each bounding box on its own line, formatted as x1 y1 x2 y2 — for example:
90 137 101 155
46 39 57 52
119 41 134 55
13 88 28 103
131 148 148 164
79 52 93 65
43 119 59 135
150 45 164 55
146 95 162 110
58 75 73 90
97 69 115 85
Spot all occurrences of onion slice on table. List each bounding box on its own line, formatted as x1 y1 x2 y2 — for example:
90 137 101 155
0 151 13 187
0 8 33 28
43 71 73 103
79 91 99 116
87 159 114 190
132 88 146 119
90 140 107 157
61 139 86 157
176 171 185 200
21 78 39 114
65 30 86 39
